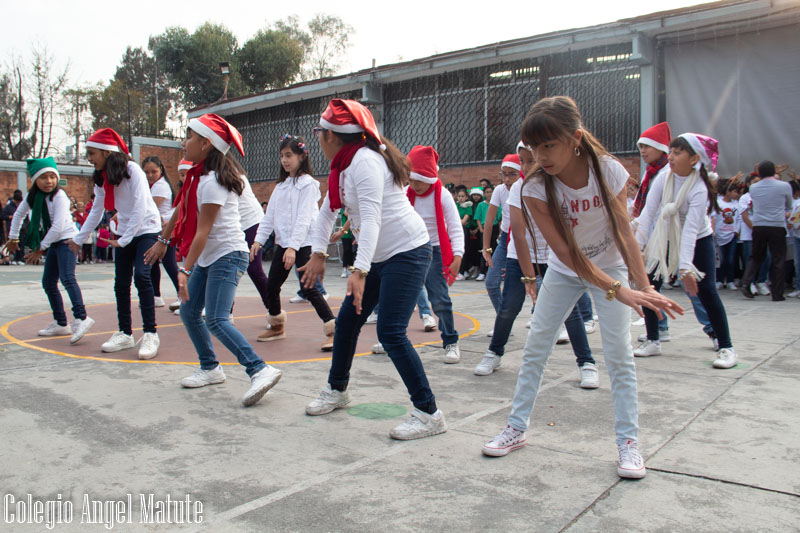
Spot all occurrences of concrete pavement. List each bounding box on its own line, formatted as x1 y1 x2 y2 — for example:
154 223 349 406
0 261 798 532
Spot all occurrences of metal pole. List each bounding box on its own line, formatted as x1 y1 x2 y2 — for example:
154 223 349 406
126 89 132 148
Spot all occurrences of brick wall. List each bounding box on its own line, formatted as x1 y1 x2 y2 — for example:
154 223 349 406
138 144 183 197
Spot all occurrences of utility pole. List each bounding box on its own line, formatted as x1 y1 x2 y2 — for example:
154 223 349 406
74 92 80 164
154 55 159 137
126 88 132 148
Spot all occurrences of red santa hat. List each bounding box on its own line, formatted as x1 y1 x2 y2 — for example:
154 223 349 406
86 128 129 155
320 99 382 145
637 122 672 154
408 145 439 184
501 154 521 171
178 160 193 171
188 113 244 156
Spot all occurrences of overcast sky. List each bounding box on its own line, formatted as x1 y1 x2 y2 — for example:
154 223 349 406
3 0 703 151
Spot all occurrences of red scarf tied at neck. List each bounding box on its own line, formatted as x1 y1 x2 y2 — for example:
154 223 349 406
328 140 366 211
171 160 205 257
101 170 115 210
632 154 668 218
407 181 455 284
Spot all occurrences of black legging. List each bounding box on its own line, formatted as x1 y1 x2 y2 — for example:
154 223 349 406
266 245 335 322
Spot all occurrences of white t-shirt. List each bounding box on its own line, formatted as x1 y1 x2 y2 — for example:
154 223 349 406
787 198 800 239
523 156 628 277
149 177 174 223
238 175 264 231
196 172 248 268
714 198 740 246
410 186 465 257
490 182 513 233
506 179 548 263
738 192 753 241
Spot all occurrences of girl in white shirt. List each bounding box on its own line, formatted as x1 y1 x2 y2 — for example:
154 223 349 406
635 134 737 370
250 134 336 350
482 96 680 480
149 113 282 407
7 157 95 344
713 177 742 290
143 155 180 309
72 128 162 360
301 98 446 440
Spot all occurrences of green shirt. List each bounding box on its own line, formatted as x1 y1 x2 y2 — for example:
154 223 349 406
458 202 478 230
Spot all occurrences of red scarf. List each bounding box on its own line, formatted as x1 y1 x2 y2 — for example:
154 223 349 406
407 181 455 284
102 171 115 210
171 161 205 257
632 154 668 218
328 141 366 211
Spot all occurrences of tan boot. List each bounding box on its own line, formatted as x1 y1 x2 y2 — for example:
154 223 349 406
321 319 335 351
258 311 287 342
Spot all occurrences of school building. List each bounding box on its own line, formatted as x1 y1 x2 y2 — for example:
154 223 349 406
188 0 800 195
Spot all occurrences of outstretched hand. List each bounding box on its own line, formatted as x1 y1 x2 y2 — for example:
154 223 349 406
615 286 684 320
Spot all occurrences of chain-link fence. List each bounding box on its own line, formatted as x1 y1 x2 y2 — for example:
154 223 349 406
230 43 640 182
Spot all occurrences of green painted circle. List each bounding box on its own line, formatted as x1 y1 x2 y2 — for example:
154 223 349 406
347 403 407 420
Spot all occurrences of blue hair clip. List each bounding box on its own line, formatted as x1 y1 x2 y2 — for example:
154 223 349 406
281 133 292 142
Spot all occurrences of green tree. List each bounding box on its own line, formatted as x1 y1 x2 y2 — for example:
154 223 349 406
0 70 30 160
303 14 354 80
238 29 304 93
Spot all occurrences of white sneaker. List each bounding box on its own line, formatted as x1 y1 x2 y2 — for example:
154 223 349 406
101 331 136 352
421 314 437 332
444 343 460 364
474 351 501 376
662 282 674 290
323 293 329 301
365 311 378 324
584 319 597 334
617 439 646 478
229 313 235 325
631 317 645 326
637 331 670 342
173 308 181 315
341 267 349 278
455 273 464 281
181 366 226 388
153 296 166 308
241 365 283 406
715 281 723 290
168 300 181 311
579 363 599 389
306 384 351 415
787 289 800 298
38 321 72 337
138 332 160 360
476 273 485 281
556 327 569 344
482 425 527 457
726 282 738 291
70 317 95 344
289 294 308 304
389 409 447 440
486 330 493 337
633 339 661 357
750 283 758 295
756 282 771 296
372 342 385 354
713 348 737 369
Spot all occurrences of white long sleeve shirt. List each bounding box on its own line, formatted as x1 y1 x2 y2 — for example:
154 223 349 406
634 170 713 272
73 161 161 248
239 175 265 231
9 189 77 250
410 187 465 257
255 174 321 250
310 148 429 271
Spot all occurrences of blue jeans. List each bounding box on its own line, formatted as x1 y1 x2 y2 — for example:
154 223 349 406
793 237 800 290
577 292 593 322
180 251 266 377
328 244 437 414
42 240 87 325
485 230 509 313
417 290 432 318
114 233 158 334
489 260 594 366
717 239 737 284
509 266 638 444
645 235 731 348
420 246 458 347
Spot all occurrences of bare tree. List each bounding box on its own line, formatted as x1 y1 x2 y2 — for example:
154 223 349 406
28 45 70 158
303 14 354 81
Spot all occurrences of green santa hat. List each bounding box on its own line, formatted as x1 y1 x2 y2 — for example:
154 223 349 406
27 157 60 182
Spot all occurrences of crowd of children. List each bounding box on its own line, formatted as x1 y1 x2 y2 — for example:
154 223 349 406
7 93 799 483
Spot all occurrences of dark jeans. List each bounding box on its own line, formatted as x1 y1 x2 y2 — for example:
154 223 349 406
42 240 87 325
743 226 787 299
422 246 459 347
341 238 357 268
328 243 437 414
577 292 593 322
717 239 737 284
267 245 334 322
243 223 271 310
151 244 179 297
740 240 769 283
645 235 731 348
114 233 158 335
489 260 594 366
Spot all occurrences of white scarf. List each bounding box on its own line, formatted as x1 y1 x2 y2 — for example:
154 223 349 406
644 168 706 282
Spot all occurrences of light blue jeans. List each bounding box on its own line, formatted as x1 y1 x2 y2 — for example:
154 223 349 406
181 251 266 378
508 266 638 444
